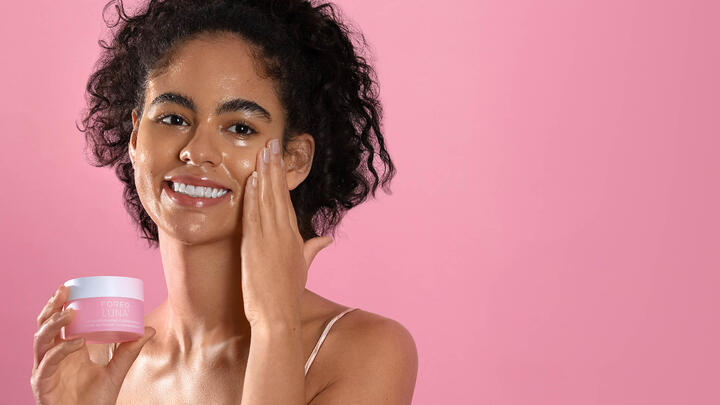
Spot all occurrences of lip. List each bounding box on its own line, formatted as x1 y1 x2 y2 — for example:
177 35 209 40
162 180 231 208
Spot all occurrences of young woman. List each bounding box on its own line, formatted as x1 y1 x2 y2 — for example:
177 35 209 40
30 0 417 404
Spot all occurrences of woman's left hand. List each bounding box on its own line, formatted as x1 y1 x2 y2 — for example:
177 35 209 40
240 138 333 328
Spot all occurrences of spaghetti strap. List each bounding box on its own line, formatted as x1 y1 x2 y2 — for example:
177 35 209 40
304 307 358 376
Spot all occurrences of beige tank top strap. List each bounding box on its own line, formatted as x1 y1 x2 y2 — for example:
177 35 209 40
304 307 359 376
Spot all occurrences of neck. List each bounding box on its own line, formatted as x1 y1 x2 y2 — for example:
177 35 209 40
157 230 251 360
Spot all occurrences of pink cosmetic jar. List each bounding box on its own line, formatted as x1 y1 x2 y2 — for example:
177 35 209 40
60 276 145 344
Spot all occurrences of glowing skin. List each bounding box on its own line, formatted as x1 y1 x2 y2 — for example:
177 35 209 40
117 32 354 403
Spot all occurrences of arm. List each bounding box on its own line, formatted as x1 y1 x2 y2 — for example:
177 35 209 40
309 318 419 405
241 319 306 405
239 139 331 404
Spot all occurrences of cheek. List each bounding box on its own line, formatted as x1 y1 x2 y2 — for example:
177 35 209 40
133 160 159 201
133 139 173 196
218 153 257 212
219 152 256 190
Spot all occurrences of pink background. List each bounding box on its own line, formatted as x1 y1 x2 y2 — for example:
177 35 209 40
1 0 718 403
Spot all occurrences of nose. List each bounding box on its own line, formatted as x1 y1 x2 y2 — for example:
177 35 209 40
178 122 222 166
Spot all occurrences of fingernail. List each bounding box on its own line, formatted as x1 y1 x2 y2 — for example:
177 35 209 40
263 147 270 163
271 139 280 154
252 171 258 187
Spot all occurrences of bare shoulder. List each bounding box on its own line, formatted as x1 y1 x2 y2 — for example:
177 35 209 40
303 290 418 367
330 308 418 373
308 302 419 404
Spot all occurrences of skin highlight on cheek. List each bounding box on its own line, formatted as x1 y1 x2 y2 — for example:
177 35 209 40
133 150 164 227
217 155 256 212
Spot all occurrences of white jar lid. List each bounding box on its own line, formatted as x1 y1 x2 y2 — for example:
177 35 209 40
64 276 144 301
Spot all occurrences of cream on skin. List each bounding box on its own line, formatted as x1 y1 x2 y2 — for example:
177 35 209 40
127 31 314 367
120 30 417 405
130 33 312 340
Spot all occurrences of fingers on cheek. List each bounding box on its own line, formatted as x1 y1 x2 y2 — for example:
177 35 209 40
243 172 260 233
260 146 276 210
246 171 258 193
254 147 263 197
259 146 270 196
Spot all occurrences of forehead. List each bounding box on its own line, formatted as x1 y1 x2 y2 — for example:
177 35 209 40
145 33 282 117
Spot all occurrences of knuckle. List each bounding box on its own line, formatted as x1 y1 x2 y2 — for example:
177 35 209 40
42 346 57 364
30 369 42 387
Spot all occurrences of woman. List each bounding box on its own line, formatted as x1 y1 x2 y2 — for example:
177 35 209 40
30 0 418 404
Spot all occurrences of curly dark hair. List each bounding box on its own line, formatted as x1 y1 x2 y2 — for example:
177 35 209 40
76 0 396 248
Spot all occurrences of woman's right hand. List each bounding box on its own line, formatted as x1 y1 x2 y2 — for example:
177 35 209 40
30 284 156 405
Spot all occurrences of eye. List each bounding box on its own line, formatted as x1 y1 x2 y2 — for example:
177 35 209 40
228 121 257 136
158 114 189 126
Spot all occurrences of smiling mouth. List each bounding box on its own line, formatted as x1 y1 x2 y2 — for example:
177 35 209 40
163 180 232 198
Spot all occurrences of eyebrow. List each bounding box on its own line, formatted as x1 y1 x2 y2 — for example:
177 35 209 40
149 92 272 122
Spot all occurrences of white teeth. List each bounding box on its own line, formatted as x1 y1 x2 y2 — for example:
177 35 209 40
170 182 228 198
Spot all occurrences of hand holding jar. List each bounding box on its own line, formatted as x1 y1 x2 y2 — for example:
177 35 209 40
30 283 155 405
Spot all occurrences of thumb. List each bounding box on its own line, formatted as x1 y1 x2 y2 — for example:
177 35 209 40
107 327 156 387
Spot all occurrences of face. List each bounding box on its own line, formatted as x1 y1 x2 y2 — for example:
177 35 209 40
128 32 309 244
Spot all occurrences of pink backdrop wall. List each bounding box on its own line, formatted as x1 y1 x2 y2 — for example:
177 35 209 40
2 0 718 403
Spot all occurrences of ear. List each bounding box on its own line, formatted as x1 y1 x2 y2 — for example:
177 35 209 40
129 108 140 168
284 133 314 191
